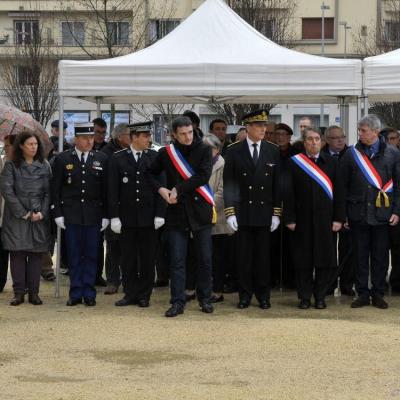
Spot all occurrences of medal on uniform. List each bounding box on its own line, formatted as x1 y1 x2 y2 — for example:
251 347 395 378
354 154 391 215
66 164 73 170
122 177 129 183
67 176 72 184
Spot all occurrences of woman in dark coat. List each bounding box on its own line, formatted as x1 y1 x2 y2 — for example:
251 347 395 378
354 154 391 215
1 132 52 306
284 127 345 310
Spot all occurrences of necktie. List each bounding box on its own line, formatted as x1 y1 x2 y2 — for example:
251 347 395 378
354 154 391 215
81 153 85 165
252 143 259 165
136 152 141 162
310 156 317 163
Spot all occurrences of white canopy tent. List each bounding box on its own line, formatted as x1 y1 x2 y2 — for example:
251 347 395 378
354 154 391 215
364 49 400 102
58 0 362 105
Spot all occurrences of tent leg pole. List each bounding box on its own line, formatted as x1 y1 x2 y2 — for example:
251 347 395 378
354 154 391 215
96 97 101 118
55 95 64 299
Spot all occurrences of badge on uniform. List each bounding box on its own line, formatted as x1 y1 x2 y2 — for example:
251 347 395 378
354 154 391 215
67 176 72 184
66 164 74 170
122 177 129 183
267 163 275 167
93 161 100 167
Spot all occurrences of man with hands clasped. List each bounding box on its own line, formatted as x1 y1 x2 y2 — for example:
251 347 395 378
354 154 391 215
223 110 281 310
108 122 165 308
51 123 109 307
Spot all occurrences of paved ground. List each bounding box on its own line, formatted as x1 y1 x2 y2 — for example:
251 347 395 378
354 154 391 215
1 277 400 400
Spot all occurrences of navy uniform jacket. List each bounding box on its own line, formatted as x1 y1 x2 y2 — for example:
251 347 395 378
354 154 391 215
108 148 166 227
51 148 108 225
223 140 281 227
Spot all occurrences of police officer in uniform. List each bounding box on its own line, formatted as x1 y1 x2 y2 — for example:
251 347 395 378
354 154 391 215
223 110 281 309
51 123 109 306
108 122 166 307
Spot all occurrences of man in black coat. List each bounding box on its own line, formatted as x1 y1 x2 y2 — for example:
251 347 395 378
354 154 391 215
223 110 281 310
285 127 345 309
340 115 400 309
108 122 165 308
323 125 356 296
100 123 131 295
150 116 214 317
51 123 109 306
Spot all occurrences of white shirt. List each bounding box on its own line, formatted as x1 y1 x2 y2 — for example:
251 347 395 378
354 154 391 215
130 145 142 162
75 147 89 163
246 137 262 157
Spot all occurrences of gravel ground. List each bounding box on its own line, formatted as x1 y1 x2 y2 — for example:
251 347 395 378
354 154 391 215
1 277 400 400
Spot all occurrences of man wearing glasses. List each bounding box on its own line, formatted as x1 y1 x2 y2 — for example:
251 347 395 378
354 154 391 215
323 125 355 297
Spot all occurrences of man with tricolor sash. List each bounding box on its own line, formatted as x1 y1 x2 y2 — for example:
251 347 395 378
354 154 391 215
340 115 400 309
150 116 214 317
284 127 345 310
223 110 281 310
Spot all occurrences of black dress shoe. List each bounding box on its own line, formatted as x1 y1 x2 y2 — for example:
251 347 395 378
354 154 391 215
165 304 184 318
298 299 311 309
95 277 107 287
66 298 82 306
210 294 224 303
185 293 196 302
201 303 214 313
115 298 136 307
10 294 24 306
138 299 150 308
351 297 370 308
315 300 327 309
237 300 250 309
259 300 271 309
28 294 43 305
372 296 388 309
84 297 96 306
154 280 169 288
41 271 56 282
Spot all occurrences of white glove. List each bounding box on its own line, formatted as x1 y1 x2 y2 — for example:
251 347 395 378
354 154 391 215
154 217 165 230
227 215 238 232
54 216 66 230
270 216 280 232
101 218 110 232
111 218 122 234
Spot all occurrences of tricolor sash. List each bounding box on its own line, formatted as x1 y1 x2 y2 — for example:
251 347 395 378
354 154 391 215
351 145 393 208
291 153 333 200
166 144 217 223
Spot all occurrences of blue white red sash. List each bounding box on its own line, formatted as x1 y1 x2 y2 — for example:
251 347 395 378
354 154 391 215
351 145 393 208
291 153 333 200
166 144 217 223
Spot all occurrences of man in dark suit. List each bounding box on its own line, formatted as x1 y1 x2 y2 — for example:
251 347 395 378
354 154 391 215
340 115 400 309
150 116 214 317
285 127 345 309
108 122 165 308
223 110 281 309
100 123 131 295
323 125 356 296
51 123 109 307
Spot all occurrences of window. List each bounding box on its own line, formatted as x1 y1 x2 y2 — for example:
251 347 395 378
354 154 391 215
107 22 130 45
384 20 400 42
149 19 180 42
259 19 276 39
14 20 39 44
302 18 334 40
16 65 39 86
62 21 85 46
101 112 130 135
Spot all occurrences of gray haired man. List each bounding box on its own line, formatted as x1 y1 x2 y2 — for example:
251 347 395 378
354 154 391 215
340 114 400 309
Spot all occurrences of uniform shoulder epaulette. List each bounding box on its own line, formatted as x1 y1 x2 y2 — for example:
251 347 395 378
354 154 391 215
265 140 279 147
115 148 128 154
228 141 241 148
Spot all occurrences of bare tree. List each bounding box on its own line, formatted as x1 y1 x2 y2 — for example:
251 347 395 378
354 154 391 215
209 0 297 124
1 3 60 127
354 0 400 127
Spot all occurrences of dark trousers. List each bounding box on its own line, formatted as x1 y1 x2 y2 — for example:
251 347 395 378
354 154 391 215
351 224 389 299
97 232 105 279
185 238 197 291
237 226 271 303
0 229 9 292
389 224 400 290
155 229 170 283
212 234 228 293
10 251 42 295
65 224 101 300
120 226 156 302
105 238 122 287
296 268 335 301
168 227 212 307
